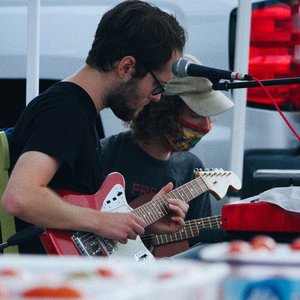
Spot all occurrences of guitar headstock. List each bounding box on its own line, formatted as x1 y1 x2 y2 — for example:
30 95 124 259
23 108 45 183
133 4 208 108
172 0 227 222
194 168 242 201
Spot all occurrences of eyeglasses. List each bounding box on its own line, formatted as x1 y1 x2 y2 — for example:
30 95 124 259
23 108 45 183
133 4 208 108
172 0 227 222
148 70 166 95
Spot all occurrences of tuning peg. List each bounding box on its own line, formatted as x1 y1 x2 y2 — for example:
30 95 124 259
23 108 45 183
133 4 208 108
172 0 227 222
193 168 201 176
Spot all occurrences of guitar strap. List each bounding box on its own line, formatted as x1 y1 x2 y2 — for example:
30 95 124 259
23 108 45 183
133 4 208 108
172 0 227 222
0 131 18 254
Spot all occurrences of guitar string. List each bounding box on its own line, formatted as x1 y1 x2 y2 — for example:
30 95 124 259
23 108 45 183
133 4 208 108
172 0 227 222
73 215 222 248
141 215 222 243
136 172 235 244
71 218 222 257
133 176 208 226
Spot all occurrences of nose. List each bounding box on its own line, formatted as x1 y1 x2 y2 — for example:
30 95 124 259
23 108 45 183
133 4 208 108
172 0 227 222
203 117 212 130
197 116 211 129
149 93 161 103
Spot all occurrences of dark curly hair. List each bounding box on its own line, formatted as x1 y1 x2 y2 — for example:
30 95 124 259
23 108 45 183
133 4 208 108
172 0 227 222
86 0 186 79
130 95 185 142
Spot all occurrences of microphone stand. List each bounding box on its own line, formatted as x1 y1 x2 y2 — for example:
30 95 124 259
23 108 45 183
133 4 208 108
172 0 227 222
211 77 300 91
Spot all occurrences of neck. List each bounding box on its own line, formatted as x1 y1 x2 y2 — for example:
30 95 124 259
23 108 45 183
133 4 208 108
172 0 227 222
63 64 113 112
138 138 172 161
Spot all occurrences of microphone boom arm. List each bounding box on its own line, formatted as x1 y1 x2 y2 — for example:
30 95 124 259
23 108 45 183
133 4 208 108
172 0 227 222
212 77 300 91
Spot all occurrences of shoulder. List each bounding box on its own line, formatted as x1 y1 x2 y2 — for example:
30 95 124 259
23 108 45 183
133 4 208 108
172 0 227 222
101 131 133 149
16 82 95 147
172 151 204 168
100 131 136 161
28 82 91 115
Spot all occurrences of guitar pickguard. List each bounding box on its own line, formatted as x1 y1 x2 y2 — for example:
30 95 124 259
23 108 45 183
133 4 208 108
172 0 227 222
101 183 130 212
70 183 155 262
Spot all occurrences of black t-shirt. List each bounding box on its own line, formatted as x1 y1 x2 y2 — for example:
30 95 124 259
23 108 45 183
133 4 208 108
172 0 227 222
100 131 212 225
9 82 104 253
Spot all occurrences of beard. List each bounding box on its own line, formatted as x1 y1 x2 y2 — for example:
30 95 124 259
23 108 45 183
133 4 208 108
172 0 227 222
106 79 143 122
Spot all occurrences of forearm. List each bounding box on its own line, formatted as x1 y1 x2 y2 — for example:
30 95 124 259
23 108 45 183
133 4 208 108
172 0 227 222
2 184 100 233
2 184 145 243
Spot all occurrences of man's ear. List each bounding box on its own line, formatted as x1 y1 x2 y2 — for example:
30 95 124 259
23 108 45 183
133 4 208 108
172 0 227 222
117 56 136 79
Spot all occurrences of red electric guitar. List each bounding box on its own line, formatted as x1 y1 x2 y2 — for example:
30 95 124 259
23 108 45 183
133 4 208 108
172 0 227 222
40 169 241 262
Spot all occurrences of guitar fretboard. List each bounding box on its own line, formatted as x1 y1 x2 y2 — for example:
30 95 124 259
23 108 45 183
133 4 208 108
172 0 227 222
149 215 222 246
133 176 208 226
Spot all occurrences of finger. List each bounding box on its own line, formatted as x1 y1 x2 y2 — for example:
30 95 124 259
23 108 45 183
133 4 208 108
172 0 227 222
168 199 189 214
127 230 139 240
132 214 146 228
119 237 128 244
117 231 131 244
131 222 145 236
170 216 185 227
168 203 186 218
152 182 173 200
126 226 142 240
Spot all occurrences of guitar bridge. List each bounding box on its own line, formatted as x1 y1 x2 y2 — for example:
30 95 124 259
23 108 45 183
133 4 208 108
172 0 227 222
72 232 116 257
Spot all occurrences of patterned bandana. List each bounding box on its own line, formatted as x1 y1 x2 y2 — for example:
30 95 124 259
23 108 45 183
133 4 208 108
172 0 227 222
165 120 211 152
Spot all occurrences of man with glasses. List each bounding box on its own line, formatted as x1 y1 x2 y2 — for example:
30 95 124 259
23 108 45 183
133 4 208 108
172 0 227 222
2 0 187 254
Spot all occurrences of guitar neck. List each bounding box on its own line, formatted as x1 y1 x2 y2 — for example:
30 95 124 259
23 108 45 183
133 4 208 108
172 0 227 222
133 176 209 226
144 215 222 247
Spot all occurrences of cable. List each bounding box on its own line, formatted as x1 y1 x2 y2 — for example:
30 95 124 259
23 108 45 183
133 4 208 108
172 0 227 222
253 77 300 141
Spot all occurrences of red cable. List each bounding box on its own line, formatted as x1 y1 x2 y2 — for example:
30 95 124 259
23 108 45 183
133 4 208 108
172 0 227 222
252 77 300 141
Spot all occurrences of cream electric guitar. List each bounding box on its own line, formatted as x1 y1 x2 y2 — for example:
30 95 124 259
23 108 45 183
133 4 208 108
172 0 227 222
40 169 241 263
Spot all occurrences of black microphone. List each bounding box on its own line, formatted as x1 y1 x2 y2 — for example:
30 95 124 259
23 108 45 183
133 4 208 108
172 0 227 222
172 58 252 81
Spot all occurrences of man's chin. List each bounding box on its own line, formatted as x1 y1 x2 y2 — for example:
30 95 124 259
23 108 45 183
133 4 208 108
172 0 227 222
109 98 148 122
113 109 137 122
132 108 143 119
132 103 149 119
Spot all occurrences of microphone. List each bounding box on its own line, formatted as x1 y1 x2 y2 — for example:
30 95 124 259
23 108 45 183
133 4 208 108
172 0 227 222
172 58 252 81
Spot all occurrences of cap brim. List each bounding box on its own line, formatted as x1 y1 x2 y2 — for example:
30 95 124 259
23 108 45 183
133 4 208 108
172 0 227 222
166 53 234 116
180 90 234 117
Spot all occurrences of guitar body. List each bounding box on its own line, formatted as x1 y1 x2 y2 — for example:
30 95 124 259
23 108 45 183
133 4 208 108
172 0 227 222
153 240 189 257
40 172 155 262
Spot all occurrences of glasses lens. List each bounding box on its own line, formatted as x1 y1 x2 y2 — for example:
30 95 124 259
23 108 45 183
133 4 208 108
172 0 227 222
148 69 166 95
152 83 166 95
